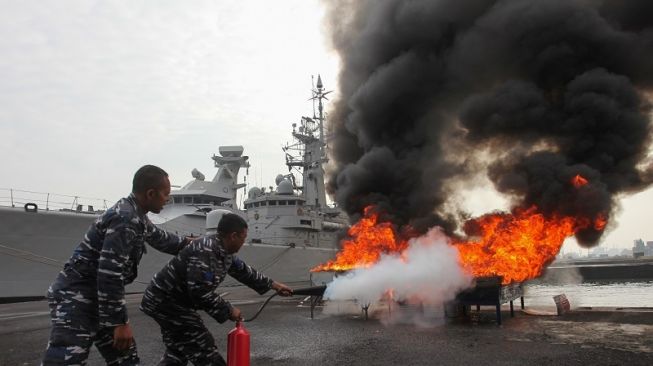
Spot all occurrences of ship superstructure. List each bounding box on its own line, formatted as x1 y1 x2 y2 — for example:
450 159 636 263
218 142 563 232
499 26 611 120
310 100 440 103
242 75 347 248
149 146 249 236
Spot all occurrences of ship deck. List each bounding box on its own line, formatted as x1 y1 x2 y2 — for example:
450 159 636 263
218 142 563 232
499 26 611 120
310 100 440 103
2 289 652 365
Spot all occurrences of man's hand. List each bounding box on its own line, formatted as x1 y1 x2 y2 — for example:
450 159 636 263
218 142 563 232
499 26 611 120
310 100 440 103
229 307 242 322
113 324 134 351
271 281 293 297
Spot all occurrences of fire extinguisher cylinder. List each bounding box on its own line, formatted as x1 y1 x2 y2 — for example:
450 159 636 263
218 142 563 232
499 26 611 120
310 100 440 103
227 321 250 366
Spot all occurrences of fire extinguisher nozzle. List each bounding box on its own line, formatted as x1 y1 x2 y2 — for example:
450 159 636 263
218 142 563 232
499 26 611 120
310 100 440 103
292 285 327 296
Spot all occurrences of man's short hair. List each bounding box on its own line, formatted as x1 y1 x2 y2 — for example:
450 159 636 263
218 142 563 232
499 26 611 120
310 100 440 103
132 165 168 194
218 213 248 236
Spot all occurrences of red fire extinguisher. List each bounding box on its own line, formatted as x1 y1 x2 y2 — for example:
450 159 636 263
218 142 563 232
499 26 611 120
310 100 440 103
227 321 250 366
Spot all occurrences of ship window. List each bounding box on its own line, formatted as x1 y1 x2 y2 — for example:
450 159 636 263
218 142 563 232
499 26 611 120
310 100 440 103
260 201 267 206
184 196 193 203
300 220 312 226
254 202 260 207
278 201 287 205
173 197 181 203
269 201 277 206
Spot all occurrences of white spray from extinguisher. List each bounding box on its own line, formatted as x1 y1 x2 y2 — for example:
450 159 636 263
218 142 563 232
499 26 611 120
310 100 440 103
322 228 473 325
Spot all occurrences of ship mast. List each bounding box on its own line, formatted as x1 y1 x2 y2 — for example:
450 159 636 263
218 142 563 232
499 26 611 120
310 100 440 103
315 75 327 161
282 75 331 208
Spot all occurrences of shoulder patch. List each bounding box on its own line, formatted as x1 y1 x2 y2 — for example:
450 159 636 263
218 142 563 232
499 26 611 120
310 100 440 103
231 257 245 270
202 271 214 282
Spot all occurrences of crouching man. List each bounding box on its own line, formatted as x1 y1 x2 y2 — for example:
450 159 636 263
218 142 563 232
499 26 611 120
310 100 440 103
140 213 292 366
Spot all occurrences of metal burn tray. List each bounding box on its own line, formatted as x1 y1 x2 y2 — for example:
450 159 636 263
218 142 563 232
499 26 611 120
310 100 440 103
455 276 525 325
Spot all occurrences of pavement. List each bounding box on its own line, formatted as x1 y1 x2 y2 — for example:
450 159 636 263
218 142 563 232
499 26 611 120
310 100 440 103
1 288 652 366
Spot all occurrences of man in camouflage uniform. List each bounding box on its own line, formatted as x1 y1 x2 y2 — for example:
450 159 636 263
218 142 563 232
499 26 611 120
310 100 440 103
42 165 190 365
140 213 293 366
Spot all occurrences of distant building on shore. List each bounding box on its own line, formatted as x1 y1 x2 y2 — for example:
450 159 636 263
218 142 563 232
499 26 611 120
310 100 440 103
633 239 653 258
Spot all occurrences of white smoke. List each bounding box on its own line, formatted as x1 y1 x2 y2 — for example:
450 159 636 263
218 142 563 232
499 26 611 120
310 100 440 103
323 228 473 323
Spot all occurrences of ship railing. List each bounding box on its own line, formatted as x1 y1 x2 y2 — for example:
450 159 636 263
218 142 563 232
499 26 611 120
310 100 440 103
247 235 340 249
0 188 110 213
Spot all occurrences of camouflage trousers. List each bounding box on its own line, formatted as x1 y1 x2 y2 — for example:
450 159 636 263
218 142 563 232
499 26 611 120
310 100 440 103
141 290 226 366
42 284 140 366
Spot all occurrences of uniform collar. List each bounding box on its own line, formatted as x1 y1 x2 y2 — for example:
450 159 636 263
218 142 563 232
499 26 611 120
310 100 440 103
213 235 231 257
127 193 148 219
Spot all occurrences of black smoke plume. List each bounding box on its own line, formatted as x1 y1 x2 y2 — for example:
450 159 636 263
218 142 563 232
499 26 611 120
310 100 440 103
324 0 653 246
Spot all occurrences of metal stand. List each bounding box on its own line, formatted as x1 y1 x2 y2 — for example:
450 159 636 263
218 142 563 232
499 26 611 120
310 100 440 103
456 279 525 325
309 295 322 319
361 303 370 320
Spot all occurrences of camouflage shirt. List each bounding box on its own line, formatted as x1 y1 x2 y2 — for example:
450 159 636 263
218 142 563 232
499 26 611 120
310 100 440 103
147 235 273 323
54 193 186 327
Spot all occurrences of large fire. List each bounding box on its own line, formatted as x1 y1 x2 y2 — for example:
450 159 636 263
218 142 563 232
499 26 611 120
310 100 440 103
313 176 607 284
454 207 577 284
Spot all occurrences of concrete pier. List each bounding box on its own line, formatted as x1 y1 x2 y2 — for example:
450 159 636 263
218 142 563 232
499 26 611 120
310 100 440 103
1 290 652 365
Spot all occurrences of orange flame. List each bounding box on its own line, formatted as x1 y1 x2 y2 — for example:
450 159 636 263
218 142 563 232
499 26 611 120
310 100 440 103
311 206 408 272
454 207 577 284
313 205 608 284
455 208 609 284
572 174 588 188
593 213 607 231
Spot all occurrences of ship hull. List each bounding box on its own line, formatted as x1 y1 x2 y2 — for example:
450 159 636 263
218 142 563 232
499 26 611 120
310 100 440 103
0 207 98 300
0 206 337 300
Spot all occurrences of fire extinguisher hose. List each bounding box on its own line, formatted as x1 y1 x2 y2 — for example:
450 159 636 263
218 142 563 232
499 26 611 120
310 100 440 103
242 293 278 322
241 285 326 322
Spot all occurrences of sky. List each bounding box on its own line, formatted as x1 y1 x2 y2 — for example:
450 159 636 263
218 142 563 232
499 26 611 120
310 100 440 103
1 0 651 251
0 0 339 203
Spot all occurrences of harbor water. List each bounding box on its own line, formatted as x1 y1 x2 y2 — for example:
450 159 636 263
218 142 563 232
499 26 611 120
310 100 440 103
524 280 653 308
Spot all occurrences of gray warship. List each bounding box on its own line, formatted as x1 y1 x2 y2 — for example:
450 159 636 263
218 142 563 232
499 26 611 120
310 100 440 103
0 76 346 300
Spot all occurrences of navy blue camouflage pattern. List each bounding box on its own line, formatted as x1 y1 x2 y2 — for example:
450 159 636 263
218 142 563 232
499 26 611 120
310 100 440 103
44 293 140 365
140 235 273 365
42 194 187 365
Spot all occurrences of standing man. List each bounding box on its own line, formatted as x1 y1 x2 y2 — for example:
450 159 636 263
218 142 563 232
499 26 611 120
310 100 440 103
42 165 190 365
140 213 293 366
